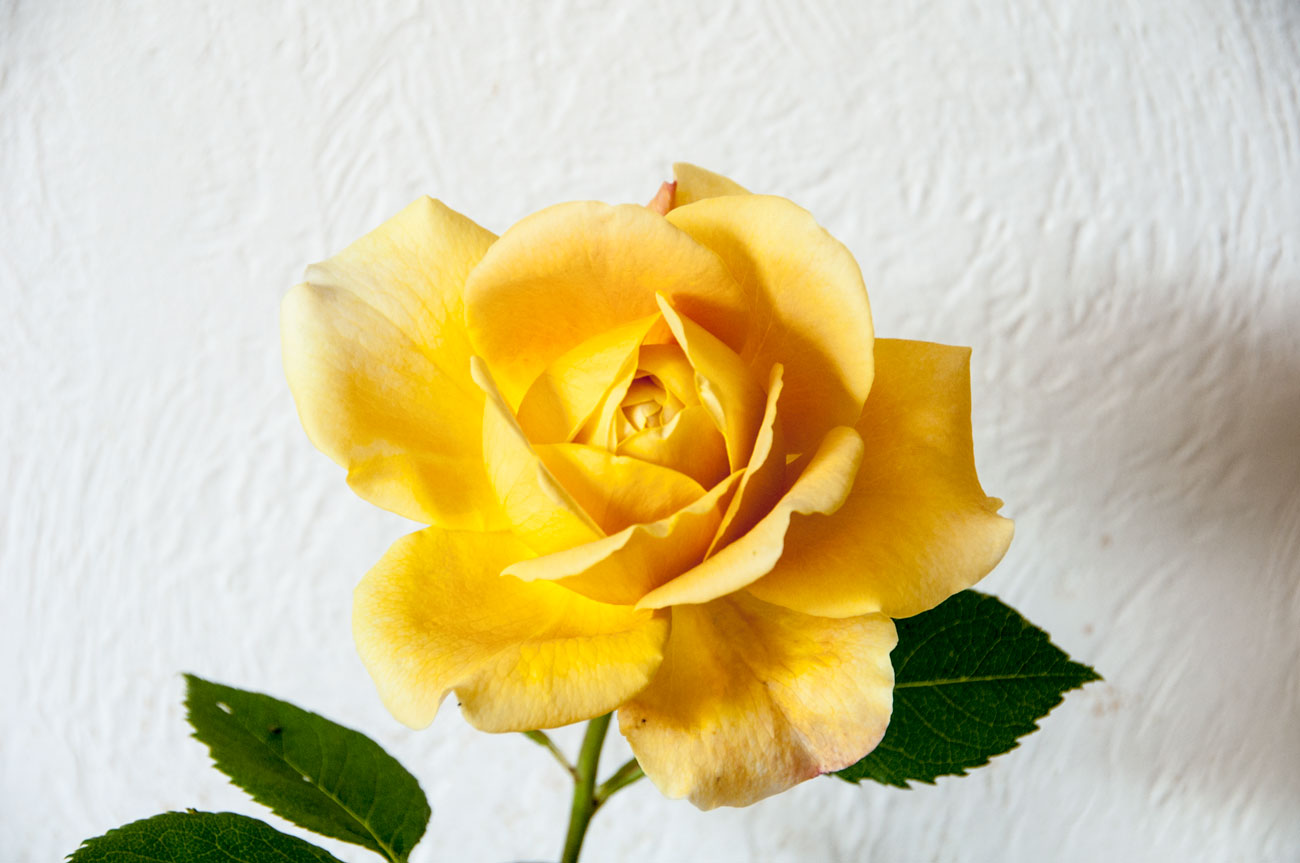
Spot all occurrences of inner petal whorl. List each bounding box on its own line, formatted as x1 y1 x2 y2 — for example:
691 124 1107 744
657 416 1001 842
574 338 730 488
619 375 681 437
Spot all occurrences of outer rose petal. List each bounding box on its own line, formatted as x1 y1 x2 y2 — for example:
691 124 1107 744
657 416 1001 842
668 194 874 454
282 198 506 529
637 426 864 610
619 594 895 809
354 527 668 731
748 339 1014 619
465 202 748 406
671 162 750 206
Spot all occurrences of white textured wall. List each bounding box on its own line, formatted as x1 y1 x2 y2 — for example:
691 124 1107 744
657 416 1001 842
4 1 1299 860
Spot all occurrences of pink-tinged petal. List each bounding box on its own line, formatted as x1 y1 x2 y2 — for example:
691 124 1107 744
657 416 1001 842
646 180 677 215
619 594 895 809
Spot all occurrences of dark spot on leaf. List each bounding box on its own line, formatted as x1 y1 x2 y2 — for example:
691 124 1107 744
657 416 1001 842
268 725 282 735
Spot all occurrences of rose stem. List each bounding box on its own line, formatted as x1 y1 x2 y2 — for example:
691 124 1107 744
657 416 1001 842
555 716 649 862
522 729 577 779
559 713 612 863
594 758 645 805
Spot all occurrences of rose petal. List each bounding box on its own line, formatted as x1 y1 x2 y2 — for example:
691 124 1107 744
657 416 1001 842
616 405 730 488
533 443 707 534
504 472 744 606
618 593 895 809
636 425 864 610
574 364 638 452
646 180 677 215
635 343 699 407
708 363 787 553
671 163 750 207
465 202 747 406
282 197 506 529
655 295 768 472
472 358 604 554
668 194 874 454
748 339 1015 618
515 314 661 444
354 527 668 732
621 378 665 407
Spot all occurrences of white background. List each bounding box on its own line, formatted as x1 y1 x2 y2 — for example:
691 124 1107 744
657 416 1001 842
4 2 1299 861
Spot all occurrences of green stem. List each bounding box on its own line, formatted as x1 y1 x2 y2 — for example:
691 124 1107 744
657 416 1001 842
594 758 644 805
559 713 612 863
522 729 577 779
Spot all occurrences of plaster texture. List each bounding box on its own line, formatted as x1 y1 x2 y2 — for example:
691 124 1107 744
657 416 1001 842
3 1 1299 860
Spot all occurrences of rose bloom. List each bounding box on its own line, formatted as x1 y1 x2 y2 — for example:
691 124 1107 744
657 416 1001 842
282 165 1012 809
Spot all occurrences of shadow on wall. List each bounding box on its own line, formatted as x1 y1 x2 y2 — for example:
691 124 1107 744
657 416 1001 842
998 277 1300 841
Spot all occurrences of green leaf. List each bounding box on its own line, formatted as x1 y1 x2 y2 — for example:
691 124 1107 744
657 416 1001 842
836 590 1101 788
184 675 429 862
67 810 346 862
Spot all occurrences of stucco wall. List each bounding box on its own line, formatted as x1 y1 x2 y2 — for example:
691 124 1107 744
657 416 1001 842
4 1 1298 860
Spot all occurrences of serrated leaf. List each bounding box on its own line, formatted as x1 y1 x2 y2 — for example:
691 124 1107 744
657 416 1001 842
184 675 429 862
67 810 346 862
836 590 1100 787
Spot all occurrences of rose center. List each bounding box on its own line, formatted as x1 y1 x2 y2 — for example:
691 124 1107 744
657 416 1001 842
616 374 683 440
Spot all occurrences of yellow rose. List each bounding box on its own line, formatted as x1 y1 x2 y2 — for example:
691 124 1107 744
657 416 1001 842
281 164 1013 809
